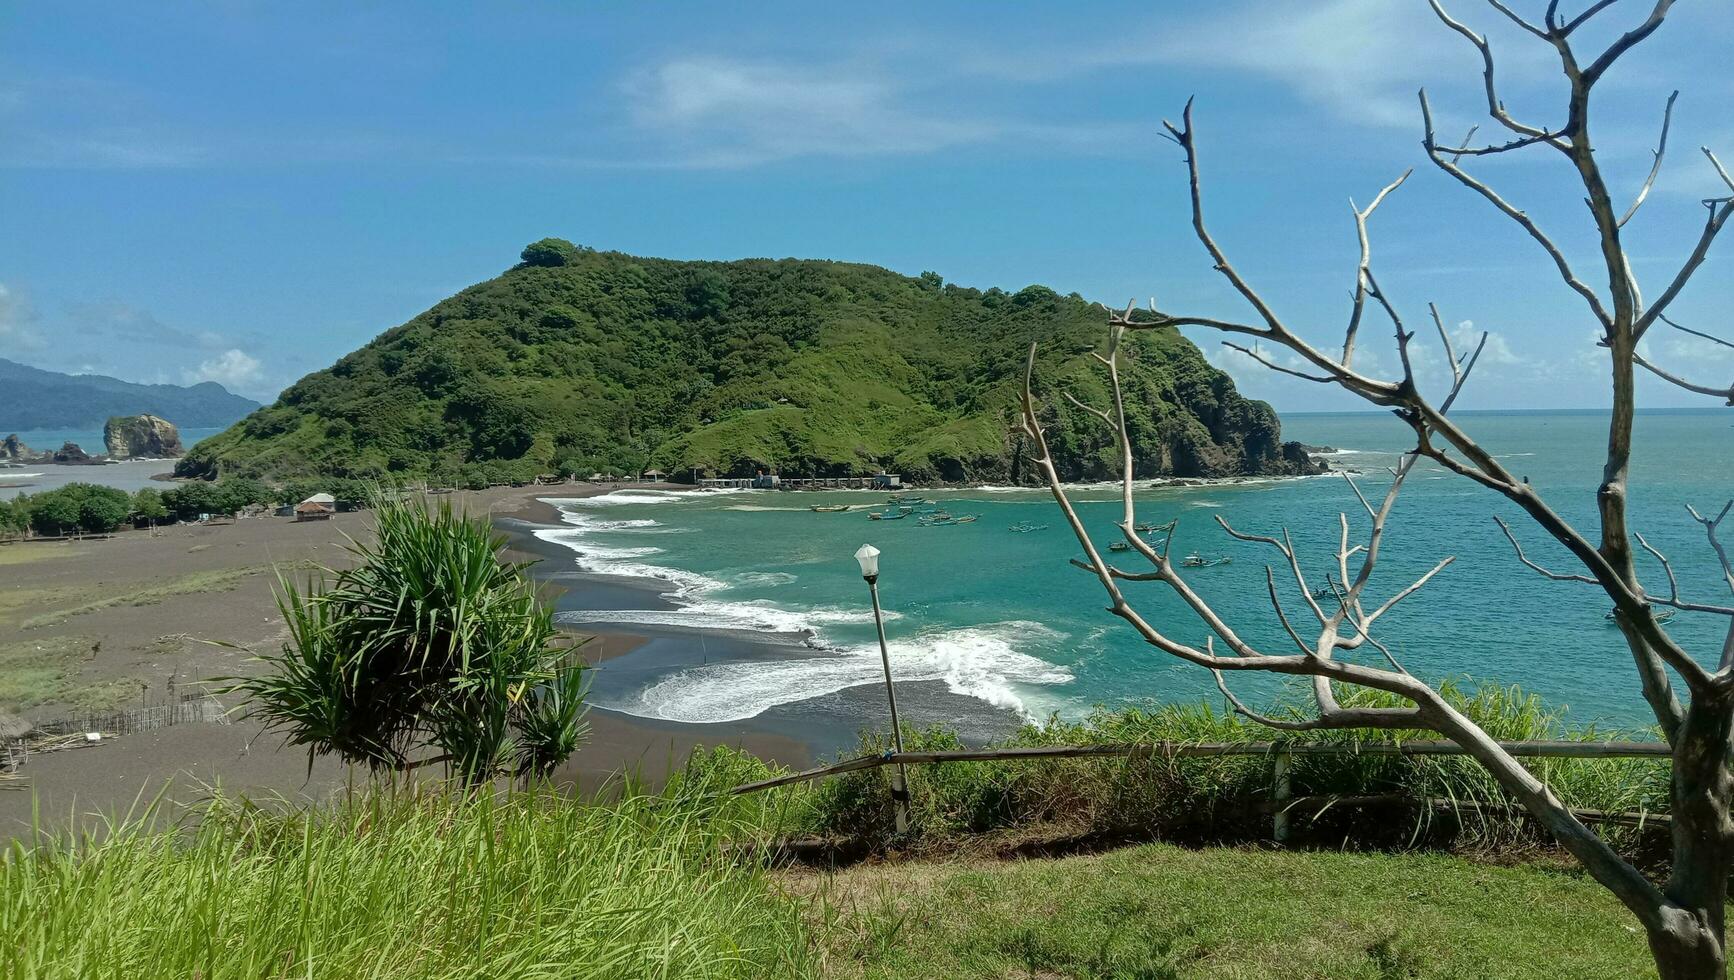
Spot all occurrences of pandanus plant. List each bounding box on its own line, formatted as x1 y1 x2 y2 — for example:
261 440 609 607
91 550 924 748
230 494 588 785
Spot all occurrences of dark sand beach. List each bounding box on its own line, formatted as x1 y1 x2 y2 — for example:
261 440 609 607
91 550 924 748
0 483 812 837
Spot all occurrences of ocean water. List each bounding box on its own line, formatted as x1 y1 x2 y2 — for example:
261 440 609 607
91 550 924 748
0 427 226 500
536 410 1733 731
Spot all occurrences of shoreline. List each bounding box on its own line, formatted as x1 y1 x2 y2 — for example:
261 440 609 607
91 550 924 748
497 487 1032 768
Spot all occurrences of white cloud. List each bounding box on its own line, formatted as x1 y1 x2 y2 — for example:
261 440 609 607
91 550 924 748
1451 319 1520 367
0 283 45 351
186 348 263 390
620 56 1132 168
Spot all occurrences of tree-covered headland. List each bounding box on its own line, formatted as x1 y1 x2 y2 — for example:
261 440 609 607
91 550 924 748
177 242 1320 485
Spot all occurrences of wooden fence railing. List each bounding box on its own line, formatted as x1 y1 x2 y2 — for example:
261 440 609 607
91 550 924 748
730 740 1673 841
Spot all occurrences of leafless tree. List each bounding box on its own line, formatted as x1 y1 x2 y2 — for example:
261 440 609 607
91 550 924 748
1020 3 1734 977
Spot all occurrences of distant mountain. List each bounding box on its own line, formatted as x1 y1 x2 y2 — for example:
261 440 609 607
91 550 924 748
0 358 261 431
180 241 1322 484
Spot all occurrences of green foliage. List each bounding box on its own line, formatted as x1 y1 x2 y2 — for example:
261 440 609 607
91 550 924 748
177 247 1312 484
519 236 586 267
0 498 25 537
0 785 1653 979
130 487 168 523
9 483 134 536
0 789 815 978
702 682 1669 857
227 495 586 783
812 842 1652 978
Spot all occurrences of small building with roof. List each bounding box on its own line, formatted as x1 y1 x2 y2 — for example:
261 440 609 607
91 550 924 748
295 492 336 522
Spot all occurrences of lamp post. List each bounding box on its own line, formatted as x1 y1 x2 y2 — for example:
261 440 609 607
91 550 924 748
854 543 910 833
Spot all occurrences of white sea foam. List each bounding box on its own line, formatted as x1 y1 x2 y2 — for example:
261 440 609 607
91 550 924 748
596 621 1073 723
537 494 1072 721
730 571 799 588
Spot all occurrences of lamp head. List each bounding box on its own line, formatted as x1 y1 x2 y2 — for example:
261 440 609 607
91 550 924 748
853 543 881 580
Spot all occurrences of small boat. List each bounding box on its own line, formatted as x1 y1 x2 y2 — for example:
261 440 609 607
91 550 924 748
922 513 978 526
869 508 908 521
1008 521 1049 533
1606 608 1677 624
888 495 928 506
1310 579 1339 600
810 504 852 513
1181 554 1232 568
1109 541 1132 553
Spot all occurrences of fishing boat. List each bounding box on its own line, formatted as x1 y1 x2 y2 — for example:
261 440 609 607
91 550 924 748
1008 521 1048 533
1605 608 1677 624
1181 554 1232 568
887 495 928 506
922 513 978 526
810 504 852 513
1108 541 1132 553
869 507 909 520
1310 579 1340 600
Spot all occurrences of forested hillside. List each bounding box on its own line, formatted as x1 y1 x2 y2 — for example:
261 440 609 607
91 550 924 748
178 240 1319 485
0 358 258 430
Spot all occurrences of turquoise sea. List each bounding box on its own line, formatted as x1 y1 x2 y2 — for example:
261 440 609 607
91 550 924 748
538 410 1732 731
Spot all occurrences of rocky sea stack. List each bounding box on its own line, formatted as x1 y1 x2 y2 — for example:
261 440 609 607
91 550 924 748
0 434 34 462
104 414 185 460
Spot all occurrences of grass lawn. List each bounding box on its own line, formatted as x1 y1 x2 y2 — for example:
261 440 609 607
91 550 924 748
802 843 1654 979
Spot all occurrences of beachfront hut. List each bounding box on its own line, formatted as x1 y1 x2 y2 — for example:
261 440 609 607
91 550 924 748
871 472 902 489
641 468 664 483
295 492 336 522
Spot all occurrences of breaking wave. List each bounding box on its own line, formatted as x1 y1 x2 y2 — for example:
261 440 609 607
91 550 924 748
534 492 1073 721
594 621 1074 724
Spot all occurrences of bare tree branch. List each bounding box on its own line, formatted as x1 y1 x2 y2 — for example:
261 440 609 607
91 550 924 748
1419 91 1612 329
1343 170 1412 367
1659 314 1734 352
1632 351 1734 405
1427 0 1564 143
1618 90 1678 227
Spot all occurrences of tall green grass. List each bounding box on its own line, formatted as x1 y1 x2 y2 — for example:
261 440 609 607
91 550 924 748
690 682 1671 856
0 788 813 979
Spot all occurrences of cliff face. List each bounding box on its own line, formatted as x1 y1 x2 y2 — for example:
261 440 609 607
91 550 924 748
104 415 185 459
179 243 1322 484
0 434 33 462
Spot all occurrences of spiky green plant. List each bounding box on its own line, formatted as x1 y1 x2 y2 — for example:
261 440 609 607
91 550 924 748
228 493 587 784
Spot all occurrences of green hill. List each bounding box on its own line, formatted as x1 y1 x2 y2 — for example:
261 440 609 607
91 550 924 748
176 240 1321 485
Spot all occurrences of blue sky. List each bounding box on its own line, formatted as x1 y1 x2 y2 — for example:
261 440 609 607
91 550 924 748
1 1 1730 411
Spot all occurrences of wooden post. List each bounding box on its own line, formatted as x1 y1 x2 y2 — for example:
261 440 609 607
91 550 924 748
1271 748 1292 844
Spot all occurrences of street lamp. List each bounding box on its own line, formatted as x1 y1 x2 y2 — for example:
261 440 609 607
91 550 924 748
854 543 910 833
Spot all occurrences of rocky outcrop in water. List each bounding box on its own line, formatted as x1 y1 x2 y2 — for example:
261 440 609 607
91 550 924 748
104 414 185 459
1 434 34 462
52 442 101 464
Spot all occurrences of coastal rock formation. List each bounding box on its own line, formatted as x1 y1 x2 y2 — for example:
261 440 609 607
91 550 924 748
1 433 33 462
52 442 100 464
180 242 1320 485
104 414 185 459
